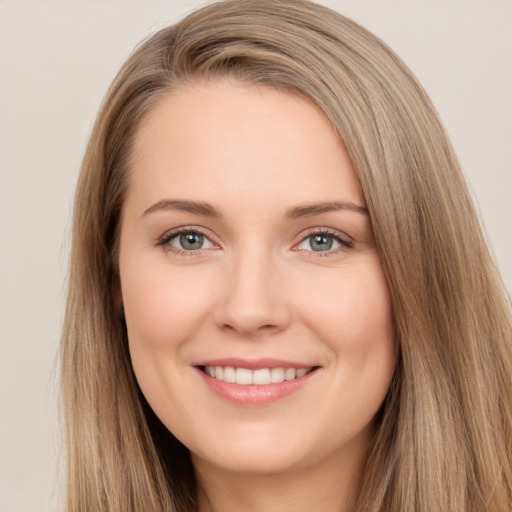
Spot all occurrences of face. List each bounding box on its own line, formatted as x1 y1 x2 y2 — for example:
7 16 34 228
119 81 396 477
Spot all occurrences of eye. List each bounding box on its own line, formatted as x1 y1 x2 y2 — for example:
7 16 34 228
296 231 352 253
160 229 216 252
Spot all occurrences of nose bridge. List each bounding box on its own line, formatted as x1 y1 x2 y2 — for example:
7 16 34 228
215 241 290 335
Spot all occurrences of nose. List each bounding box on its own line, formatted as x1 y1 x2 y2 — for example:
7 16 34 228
213 248 292 337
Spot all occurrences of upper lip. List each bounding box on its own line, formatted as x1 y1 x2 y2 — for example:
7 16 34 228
193 357 316 370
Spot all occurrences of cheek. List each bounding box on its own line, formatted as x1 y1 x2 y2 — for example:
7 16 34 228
119 257 218 422
120 257 215 355
305 261 396 430
298 260 395 351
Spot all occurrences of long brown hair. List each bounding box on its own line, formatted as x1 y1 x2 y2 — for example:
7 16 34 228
61 1 512 510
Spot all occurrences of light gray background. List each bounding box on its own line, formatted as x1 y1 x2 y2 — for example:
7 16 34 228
1 1 511 510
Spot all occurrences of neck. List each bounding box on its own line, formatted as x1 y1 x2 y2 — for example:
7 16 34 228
193 443 368 512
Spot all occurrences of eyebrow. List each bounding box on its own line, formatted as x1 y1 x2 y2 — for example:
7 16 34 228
285 201 368 219
142 199 220 218
142 199 368 219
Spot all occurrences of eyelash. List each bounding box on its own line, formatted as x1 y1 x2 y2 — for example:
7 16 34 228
157 226 216 257
295 228 353 256
157 227 353 257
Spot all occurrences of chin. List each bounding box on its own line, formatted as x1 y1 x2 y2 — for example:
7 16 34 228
187 421 339 477
193 443 307 476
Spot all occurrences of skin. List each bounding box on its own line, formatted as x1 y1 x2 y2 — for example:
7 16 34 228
119 80 396 512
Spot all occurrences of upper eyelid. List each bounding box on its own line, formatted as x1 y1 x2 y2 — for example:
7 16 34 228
293 228 354 255
157 227 219 256
297 227 352 243
157 225 352 249
158 225 216 244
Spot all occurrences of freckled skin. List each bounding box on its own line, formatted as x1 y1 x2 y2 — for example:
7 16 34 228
119 81 396 508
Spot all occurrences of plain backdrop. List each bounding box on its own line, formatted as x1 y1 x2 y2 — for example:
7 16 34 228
1 1 511 510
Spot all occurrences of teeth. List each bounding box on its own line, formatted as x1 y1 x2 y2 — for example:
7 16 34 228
236 368 252 385
296 368 308 378
270 367 285 383
253 368 271 385
204 365 312 385
284 368 296 380
223 366 236 383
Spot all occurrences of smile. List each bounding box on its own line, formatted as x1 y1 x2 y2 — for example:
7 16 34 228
195 360 320 405
202 366 313 385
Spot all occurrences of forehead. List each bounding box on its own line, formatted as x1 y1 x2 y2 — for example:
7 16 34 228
126 80 364 216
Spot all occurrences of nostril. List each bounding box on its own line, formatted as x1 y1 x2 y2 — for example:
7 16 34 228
213 272 292 336
219 322 283 337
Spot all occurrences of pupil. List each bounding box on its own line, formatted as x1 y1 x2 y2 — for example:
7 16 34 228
311 234 333 251
180 232 203 250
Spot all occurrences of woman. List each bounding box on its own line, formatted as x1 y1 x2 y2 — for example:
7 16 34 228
61 0 512 510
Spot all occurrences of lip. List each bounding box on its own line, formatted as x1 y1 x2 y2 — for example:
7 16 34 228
193 359 320 406
194 357 314 370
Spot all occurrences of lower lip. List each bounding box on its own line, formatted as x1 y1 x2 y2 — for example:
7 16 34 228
196 368 318 406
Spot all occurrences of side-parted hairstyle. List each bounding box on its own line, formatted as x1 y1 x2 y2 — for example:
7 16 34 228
61 1 512 510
